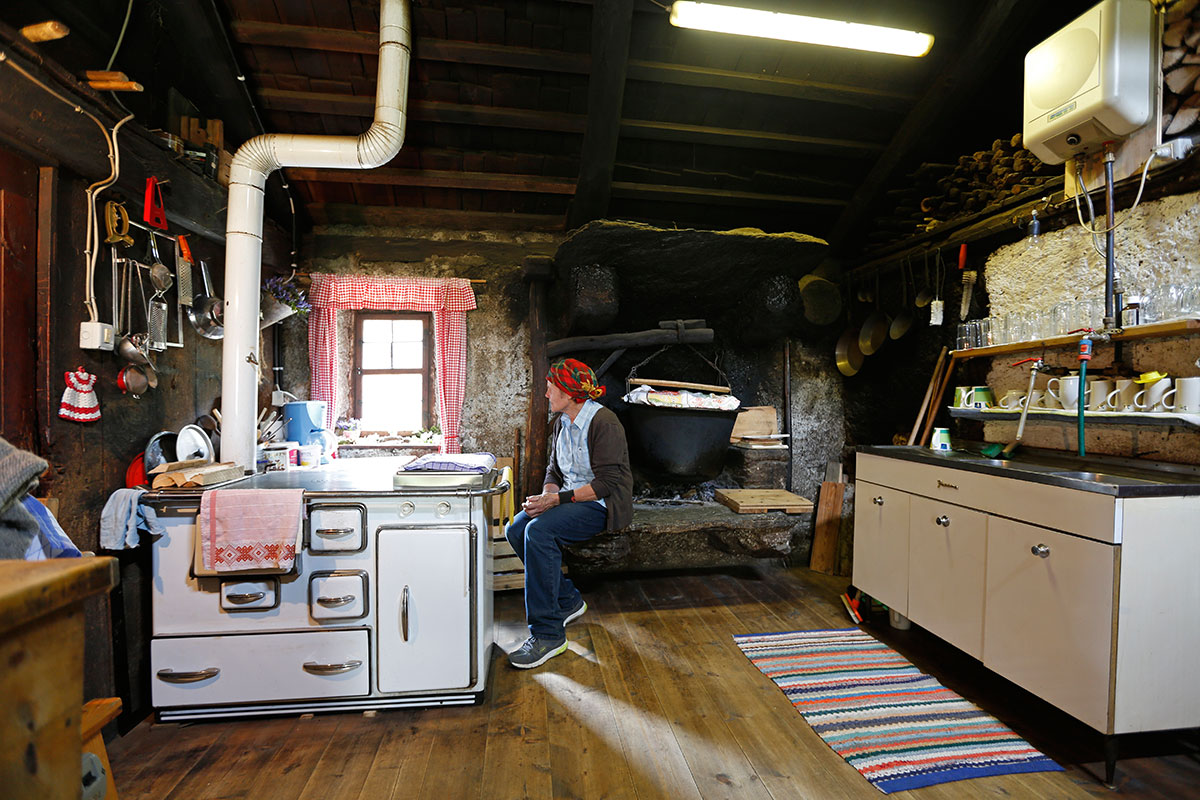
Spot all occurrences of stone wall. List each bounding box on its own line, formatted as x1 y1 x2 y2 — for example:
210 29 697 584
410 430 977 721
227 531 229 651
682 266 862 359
296 225 564 459
980 188 1200 464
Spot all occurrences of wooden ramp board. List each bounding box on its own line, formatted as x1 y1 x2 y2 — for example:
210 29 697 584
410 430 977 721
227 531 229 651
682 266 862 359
714 489 814 514
808 481 846 575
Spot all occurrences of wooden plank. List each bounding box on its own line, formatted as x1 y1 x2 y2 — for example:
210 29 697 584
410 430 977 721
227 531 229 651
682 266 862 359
547 327 713 357
489 573 526 591
0 560 118 635
808 482 846 575
620 118 884 155
611 181 847 208
239 715 340 798
285 167 577 194
730 406 776 439
714 489 814 515
568 0 635 227
479 630 553 799
490 539 518 558
524 256 551 505
306 203 566 232
909 346 949 445
294 714 386 800
628 377 730 394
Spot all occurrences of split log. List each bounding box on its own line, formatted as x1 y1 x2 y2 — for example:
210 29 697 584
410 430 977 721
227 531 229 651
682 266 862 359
1167 93 1200 135
547 326 714 357
1165 64 1200 95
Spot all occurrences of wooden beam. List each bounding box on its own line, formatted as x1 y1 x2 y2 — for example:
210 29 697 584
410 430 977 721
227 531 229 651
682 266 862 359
568 0 635 228
257 90 588 133
309 234 559 265
306 203 566 232
625 60 915 110
826 0 1035 252
547 328 715 357
620 119 884 156
285 167 576 194
610 182 847 208
232 21 909 109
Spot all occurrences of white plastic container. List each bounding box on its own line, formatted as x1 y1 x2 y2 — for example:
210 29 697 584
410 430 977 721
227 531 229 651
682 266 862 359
298 444 322 467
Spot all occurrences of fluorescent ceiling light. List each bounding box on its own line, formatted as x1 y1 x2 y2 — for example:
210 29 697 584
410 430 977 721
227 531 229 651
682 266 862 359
669 1 935 58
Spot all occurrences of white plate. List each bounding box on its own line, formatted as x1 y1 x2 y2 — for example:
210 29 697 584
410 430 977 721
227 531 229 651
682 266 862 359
176 424 214 463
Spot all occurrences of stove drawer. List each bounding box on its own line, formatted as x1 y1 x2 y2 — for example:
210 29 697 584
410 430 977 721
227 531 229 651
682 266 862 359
152 629 369 707
309 570 368 620
307 503 367 554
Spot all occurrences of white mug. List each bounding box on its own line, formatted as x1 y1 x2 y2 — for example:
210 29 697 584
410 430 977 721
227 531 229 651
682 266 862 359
1026 388 1047 409
1087 379 1113 411
1047 375 1088 411
1134 378 1176 412
998 390 1026 410
1105 379 1138 412
1175 376 1200 413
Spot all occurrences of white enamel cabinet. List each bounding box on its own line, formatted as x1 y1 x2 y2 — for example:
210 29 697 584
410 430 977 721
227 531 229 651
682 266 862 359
907 496 987 659
851 483 910 615
376 525 473 693
853 451 1200 740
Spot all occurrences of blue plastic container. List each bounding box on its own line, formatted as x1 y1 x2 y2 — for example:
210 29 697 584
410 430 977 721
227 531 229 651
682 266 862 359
283 401 328 447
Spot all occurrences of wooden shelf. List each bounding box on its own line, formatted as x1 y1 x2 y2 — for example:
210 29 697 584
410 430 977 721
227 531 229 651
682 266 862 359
949 406 1200 429
950 318 1200 362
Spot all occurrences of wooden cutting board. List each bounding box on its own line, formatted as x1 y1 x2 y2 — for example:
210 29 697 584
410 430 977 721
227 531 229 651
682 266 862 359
151 462 244 489
714 489 814 514
808 481 846 575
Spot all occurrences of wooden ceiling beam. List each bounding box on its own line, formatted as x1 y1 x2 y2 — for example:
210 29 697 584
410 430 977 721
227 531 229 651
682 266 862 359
620 119 884 156
232 20 908 108
610 182 848 208
568 0 635 228
826 0 1037 252
285 167 577 194
307 203 566 232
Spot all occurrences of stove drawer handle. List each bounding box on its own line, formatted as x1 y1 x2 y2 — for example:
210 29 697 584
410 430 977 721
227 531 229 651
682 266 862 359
156 667 219 683
302 659 363 675
401 585 410 642
316 594 355 608
315 527 355 538
225 591 265 604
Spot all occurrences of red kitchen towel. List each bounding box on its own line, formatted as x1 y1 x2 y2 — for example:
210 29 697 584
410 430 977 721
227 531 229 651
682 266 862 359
199 489 304 572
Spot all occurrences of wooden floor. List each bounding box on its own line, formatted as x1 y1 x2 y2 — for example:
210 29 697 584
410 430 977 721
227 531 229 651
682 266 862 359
107 566 1200 799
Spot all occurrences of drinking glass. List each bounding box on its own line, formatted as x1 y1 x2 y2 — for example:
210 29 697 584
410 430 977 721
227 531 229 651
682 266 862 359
989 315 1007 345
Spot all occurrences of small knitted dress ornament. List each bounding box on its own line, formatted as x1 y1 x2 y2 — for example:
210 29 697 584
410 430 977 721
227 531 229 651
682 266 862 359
59 367 101 422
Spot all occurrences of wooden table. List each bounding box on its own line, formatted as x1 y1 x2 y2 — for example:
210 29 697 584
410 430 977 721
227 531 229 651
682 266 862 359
0 558 118 799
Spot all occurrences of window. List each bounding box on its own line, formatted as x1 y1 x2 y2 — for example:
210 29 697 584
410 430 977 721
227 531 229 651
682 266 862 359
354 312 431 433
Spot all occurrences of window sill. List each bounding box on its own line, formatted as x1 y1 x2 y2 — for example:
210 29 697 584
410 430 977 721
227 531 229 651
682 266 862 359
337 442 440 459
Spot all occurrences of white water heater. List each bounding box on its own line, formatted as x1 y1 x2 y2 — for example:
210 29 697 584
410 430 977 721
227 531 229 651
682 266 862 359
1023 0 1156 165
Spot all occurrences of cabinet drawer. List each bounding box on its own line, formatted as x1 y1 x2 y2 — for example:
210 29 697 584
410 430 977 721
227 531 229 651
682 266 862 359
983 519 1115 732
152 630 369 707
309 571 368 620
308 504 367 554
219 579 279 611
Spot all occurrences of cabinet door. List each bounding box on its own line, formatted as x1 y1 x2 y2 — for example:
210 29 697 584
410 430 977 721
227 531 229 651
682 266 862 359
377 527 471 693
983 518 1115 732
852 482 910 615
908 497 987 659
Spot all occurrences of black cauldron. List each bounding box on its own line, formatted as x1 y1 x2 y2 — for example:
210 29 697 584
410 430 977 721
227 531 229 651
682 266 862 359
624 404 738 481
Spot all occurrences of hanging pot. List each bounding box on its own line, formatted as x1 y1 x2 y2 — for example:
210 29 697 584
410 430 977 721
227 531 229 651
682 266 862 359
117 364 150 398
889 258 915 340
836 282 864 376
858 275 889 355
188 259 224 340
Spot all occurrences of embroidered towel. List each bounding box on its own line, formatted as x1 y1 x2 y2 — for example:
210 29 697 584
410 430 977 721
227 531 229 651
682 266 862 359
199 488 304 572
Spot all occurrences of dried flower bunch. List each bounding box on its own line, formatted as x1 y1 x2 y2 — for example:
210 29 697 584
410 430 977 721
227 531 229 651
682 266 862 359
262 275 311 316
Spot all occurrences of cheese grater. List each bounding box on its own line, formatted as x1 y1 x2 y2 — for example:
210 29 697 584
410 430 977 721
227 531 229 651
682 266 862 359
149 298 168 350
177 235 194 307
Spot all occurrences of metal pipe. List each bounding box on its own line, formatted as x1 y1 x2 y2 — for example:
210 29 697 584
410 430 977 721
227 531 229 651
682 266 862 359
219 0 411 469
1103 147 1116 329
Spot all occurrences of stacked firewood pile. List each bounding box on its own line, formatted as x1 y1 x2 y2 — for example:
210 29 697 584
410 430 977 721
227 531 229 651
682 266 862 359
1163 0 1200 136
867 133 1059 248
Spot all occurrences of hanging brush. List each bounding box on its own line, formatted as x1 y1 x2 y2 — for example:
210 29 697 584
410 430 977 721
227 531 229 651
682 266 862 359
958 242 976 321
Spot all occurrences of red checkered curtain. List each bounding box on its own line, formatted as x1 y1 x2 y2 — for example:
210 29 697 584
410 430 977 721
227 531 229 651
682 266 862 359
308 274 477 454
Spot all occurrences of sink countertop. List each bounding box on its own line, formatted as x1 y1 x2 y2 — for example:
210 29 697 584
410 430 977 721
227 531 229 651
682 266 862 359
859 445 1200 498
142 456 418 500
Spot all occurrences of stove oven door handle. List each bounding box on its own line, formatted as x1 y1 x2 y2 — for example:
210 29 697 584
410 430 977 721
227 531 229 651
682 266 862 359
401 584 410 642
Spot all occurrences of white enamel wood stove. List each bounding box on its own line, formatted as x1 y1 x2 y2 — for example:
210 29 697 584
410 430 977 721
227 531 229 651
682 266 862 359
145 459 500 721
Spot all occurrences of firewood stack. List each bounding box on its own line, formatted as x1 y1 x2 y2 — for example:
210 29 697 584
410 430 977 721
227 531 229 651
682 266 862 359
1162 0 1200 136
866 133 1058 248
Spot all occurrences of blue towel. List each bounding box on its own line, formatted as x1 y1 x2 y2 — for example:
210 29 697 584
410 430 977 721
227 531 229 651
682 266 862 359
22 496 81 560
99 488 165 550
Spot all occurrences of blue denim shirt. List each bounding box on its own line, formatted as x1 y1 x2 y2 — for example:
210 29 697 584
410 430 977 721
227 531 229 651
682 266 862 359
555 399 606 508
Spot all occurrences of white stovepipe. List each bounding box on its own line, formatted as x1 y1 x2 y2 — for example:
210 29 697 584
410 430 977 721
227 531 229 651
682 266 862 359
219 0 411 469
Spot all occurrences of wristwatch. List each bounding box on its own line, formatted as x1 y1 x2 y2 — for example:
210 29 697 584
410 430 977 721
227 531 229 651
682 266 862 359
558 488 574 504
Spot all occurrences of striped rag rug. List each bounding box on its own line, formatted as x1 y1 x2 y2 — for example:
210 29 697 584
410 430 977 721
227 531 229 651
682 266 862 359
733 628 1062 793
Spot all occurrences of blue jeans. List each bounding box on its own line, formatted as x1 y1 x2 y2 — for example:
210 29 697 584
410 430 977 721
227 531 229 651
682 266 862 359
505 501 606 639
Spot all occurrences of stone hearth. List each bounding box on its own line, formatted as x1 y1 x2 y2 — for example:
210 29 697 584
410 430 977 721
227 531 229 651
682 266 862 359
562 501 805 574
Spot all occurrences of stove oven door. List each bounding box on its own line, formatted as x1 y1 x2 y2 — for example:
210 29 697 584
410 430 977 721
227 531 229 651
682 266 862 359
376 524 473 693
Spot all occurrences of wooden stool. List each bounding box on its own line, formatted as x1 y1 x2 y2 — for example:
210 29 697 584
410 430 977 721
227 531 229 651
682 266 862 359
81 698 121 800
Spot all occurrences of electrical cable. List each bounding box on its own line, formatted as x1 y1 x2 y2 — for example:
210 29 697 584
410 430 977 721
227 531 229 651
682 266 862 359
105 0 135 70
84 114 134 322
1071 149 1156 236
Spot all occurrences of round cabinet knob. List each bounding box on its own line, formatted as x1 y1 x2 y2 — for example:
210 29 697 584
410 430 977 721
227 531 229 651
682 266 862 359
399 501 415 517
873 496 884 505
936 515 950 527
436 501 452 517
1031 543 1050 558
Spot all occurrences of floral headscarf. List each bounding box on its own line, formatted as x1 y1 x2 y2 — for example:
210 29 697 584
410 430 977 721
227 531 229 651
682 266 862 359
548 358 605 403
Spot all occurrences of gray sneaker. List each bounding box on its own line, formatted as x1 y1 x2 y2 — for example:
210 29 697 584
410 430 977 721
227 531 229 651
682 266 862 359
563 598 587 626
508 635 568 669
